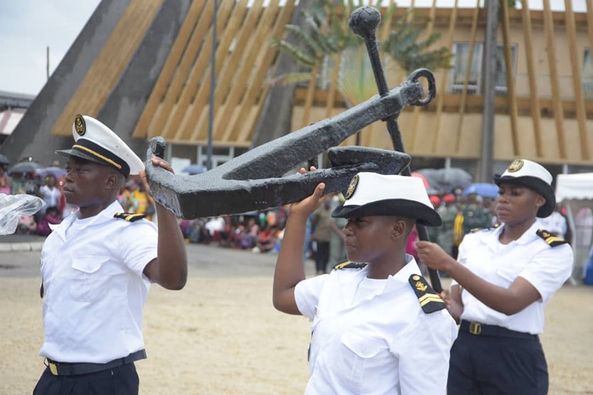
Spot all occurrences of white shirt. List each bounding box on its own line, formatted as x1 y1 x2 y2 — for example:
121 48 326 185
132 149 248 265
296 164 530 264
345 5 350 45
295 256 457 395
457 221 573 334
537 212 567 237
39 201 158 363
39 185 61 208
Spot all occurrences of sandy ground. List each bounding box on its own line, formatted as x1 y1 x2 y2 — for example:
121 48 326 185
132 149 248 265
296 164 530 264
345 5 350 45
1 244 593 394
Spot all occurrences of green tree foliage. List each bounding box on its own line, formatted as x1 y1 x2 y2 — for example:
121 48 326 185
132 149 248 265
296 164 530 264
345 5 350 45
272 0 452 91
382 10 451 73
270 0 359 85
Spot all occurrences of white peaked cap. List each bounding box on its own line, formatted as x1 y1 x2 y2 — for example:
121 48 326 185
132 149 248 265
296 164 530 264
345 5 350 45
56 114 144 176
494 159 555 218
332 172 442 226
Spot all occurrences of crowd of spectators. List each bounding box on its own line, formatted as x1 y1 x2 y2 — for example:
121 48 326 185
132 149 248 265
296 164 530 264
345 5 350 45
1 159 159 237
1 160 66 236
3 158 572 275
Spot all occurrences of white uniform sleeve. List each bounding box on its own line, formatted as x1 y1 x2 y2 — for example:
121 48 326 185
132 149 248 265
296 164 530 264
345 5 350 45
119 220 158 277
519 244 573 303
294 274 328 319
394 311 458 395
450 236 470 287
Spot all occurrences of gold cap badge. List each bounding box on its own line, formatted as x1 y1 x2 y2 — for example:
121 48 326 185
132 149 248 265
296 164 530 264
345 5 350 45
507 159 524 173
74 114 86 136
345 174 359 200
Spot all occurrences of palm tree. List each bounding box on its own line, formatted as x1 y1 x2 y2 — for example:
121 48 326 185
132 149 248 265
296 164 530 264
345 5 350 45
382 10 452 74
272 0 451 107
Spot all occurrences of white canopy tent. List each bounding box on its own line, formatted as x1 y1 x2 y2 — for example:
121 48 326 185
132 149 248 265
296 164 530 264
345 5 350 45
555 173 593 281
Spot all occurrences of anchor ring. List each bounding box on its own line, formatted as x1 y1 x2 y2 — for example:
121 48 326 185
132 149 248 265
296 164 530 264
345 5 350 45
407 68 436 106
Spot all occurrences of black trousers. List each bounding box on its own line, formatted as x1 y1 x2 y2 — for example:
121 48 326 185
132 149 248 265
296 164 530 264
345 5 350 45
448 331 548 395
33 363 139 395
314 241 330 273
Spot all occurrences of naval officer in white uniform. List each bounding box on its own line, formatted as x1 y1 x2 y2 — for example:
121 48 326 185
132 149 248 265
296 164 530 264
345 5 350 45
418 159 573 394
34 115 187 395
273 172 457 394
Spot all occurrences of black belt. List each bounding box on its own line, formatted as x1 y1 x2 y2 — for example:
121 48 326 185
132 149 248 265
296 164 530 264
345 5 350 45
460 320 537 340
45 349 147 376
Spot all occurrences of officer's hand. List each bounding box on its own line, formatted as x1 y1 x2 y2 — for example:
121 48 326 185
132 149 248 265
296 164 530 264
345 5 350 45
288 167 326 218
439 290 463 323
150 155 174 173
143 156 175 197
416 241 455 272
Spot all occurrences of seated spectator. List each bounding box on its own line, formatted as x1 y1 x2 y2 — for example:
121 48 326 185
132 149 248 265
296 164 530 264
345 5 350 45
188 219 209 244
17 214 37 234
238 218 258 249
205 216 226 242
0 164 11 195
36 206 62 236
255 225 278 253
179 219 193 239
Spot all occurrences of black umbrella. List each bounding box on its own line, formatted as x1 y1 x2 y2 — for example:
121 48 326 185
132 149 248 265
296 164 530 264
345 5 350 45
7 160 43 176
0 154 10 166
417 168 473 195
36 166 67 179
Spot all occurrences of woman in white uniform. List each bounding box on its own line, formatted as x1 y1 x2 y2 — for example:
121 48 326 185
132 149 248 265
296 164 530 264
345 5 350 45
418 159 573 395
273 172 457 395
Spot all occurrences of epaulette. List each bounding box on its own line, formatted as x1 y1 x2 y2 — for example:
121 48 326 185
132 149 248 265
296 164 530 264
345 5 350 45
470 227 485 233
536 229 568 247
114 212 147 222
333 261 367 270
408 274 446 314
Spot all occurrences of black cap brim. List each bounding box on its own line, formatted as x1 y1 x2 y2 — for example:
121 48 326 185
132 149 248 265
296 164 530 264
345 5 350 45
331 199 442 226
493 175 555 218
56 149 110 167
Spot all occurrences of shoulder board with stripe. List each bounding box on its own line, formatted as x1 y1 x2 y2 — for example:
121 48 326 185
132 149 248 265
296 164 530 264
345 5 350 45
470 227 484 233
333 261 367 270
114 212 147 222
536 229 568 247
408 274 446 314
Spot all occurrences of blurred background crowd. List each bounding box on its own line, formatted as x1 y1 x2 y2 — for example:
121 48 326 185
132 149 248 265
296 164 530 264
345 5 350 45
2 154 573 277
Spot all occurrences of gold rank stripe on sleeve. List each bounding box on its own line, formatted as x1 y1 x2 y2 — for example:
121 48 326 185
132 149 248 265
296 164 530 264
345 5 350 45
408 274 446 314
114 212 147 222
333 261 367 270
536 229 568 247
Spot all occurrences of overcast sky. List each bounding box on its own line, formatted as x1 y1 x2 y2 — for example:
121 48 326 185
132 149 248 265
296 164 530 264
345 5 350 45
0 0 582 96
0 1 100 95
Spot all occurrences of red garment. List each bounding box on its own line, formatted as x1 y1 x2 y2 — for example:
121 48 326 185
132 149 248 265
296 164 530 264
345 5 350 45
406 226 419 259
36 213 62 236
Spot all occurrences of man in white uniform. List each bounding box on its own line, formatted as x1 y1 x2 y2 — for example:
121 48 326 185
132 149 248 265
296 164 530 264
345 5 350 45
273 172 457 394
34 115 187 395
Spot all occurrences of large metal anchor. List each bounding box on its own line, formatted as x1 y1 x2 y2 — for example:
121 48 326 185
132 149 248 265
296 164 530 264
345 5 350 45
145 69 435 219
349 6 442 291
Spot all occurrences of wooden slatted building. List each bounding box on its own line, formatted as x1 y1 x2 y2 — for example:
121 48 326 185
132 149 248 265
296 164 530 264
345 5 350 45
3 0 593 174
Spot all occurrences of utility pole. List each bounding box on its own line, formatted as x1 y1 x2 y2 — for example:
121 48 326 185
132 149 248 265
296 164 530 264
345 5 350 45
46 46 50 80
479 0 499 182
207 0 218 170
